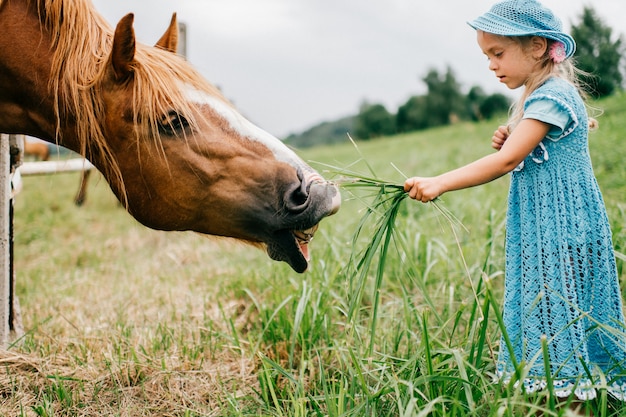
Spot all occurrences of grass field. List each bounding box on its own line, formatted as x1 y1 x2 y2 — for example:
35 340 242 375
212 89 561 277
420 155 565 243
2 92 626 416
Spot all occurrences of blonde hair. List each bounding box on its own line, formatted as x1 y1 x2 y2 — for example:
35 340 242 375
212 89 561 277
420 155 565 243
507 36 598 131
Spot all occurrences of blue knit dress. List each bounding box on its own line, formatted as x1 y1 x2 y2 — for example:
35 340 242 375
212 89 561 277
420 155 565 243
497 77 626 400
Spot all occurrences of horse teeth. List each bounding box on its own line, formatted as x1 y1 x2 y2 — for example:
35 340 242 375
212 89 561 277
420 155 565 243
303 225 318 235
293 231 309 242
294 224 318 243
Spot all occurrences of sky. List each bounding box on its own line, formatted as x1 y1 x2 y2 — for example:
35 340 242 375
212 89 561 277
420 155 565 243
91 0 625 138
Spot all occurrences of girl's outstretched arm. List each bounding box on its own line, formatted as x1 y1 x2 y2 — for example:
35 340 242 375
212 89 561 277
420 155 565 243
404 119 550 202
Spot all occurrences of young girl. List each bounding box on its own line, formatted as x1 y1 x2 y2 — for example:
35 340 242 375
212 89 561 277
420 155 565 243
404 0 626 401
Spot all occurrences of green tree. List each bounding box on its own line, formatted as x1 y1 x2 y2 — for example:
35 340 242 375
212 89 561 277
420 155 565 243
571 6 625 97
467 86 511 121
354 102 395 139
421 66 467 127
396 67 467 133
466 86 488 121
479 93 510 119
396 95 428 132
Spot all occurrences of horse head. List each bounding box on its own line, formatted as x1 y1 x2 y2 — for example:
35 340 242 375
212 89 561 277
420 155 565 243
0 0 340 273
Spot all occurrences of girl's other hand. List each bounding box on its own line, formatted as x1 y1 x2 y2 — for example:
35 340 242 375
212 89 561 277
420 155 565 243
492 125 509 150
404 176 442 203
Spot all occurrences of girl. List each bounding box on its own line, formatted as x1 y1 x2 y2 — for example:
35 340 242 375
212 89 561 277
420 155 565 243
404 0 626 401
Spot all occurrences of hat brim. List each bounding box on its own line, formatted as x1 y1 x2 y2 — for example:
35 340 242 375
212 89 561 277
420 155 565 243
468 13 576 59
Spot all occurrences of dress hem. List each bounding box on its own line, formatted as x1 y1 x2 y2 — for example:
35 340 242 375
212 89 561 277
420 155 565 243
496 369 626 401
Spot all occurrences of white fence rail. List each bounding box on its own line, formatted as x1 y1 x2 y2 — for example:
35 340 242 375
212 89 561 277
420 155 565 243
19 158 94 176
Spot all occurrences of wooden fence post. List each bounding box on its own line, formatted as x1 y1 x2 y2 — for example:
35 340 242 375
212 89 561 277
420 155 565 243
0 133 10 345
0 134 23 347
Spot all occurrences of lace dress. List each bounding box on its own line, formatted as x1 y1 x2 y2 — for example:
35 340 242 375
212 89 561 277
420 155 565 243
497 77 626 400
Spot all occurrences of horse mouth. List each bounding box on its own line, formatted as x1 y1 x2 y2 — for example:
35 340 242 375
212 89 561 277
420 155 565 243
266 225 319 273
293 224 318 260
263 176 340 273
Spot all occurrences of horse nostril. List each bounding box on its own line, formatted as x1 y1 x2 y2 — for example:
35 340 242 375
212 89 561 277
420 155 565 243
284 176 309 212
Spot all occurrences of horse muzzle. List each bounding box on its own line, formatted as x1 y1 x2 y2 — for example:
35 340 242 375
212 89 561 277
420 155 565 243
266 172 341 273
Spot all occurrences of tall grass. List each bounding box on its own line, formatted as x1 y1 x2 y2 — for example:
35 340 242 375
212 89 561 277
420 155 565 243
2 93 625 416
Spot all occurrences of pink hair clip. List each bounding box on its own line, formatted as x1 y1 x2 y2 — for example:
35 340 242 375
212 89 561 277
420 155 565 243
549 42 567 64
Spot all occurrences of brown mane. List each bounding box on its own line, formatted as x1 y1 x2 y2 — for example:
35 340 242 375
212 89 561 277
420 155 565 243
39 0 227 200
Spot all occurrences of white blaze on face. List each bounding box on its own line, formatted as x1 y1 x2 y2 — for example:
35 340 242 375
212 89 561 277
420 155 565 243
185 86 314 175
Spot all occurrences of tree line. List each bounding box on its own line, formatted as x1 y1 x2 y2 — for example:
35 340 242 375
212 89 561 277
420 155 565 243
285 6 624 147
354 68 511 140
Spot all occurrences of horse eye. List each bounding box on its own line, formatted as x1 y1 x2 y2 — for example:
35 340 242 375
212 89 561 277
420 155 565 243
158 110 189 136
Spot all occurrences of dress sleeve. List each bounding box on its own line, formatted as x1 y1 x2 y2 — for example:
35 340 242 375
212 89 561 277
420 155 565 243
523 95 578 141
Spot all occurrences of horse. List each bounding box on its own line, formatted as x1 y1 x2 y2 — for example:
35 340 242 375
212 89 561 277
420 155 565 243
23 138 50 161
0 0 340 273
22 137 91 206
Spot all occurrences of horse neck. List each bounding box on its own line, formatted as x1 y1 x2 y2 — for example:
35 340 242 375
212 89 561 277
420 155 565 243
0 0 78 148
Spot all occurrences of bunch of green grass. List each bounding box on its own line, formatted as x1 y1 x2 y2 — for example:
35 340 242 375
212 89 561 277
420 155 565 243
320 136 471 356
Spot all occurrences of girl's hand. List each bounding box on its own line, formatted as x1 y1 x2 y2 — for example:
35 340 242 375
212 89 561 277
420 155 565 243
404 176 442 203
492 125 509 150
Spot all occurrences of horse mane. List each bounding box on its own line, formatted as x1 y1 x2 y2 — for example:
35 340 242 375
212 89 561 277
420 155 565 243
38 0 227 204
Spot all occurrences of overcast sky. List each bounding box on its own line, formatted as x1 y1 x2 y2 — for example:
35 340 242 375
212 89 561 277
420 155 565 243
91 0 625 138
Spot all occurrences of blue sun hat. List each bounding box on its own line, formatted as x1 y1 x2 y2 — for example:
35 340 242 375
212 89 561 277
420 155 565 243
468 0 576 59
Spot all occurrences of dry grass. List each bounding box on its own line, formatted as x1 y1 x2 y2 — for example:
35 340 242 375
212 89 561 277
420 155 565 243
0 349 257 416
3 168 278 415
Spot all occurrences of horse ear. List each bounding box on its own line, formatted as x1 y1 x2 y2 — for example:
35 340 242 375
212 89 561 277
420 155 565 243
155 13 178 54
110 13 136 82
